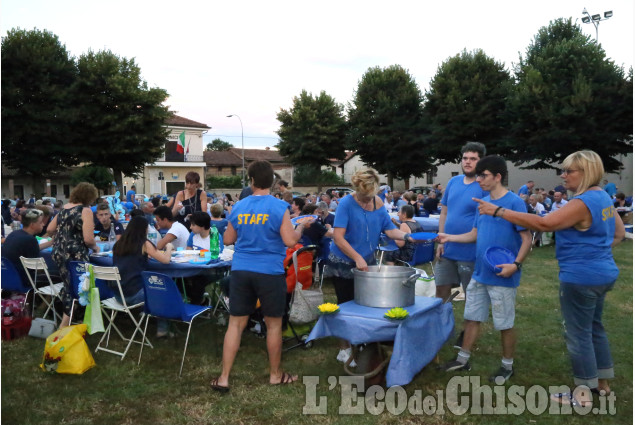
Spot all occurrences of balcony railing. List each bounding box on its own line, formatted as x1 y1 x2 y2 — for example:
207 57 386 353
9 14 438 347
155 153 204 163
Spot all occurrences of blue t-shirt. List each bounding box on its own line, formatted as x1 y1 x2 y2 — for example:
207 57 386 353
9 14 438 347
126 190 136 203
210 218 228 237
471 191 527 288
556 190 618 285
330 195 396 262
440 175 488 261
228 195 288 274
603 182 617 197
517 185 529 196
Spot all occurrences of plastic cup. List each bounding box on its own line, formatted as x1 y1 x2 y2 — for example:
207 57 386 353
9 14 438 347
177 247 184 251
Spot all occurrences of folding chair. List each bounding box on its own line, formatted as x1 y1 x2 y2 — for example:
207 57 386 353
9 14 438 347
1 257 32 293
93 265 152 360
139 271 210 376
407 242 435 270
19 256 64 324
67 261 116 325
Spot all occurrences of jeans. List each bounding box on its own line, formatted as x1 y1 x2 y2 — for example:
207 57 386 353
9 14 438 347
559 281 615 388
115 288 168 334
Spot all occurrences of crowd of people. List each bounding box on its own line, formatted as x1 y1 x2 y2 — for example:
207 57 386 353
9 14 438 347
0 146 628 404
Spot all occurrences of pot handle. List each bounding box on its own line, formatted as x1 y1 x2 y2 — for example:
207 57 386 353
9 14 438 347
402 274 418 288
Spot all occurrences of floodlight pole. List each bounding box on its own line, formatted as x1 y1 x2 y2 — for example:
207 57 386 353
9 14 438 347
581 8 612 41
227 114 245 188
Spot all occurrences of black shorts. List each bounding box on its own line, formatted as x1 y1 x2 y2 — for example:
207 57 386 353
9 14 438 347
229 270 287 317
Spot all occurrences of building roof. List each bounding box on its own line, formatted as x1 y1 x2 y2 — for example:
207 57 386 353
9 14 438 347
165 114 210 129
204 150 244 167
329 151 356 166
231 148 287 163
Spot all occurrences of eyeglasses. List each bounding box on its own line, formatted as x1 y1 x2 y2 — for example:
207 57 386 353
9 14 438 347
476 172 493 179
560 169 580 175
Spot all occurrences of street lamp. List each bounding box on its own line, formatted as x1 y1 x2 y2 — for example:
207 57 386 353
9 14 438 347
581 8 613 41
226 114 245 188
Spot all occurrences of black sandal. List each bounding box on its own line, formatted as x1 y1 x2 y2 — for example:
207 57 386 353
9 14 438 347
210 377 230 393
273 372 297 385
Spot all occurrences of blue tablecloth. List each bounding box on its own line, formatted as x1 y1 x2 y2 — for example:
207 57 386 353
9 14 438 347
390 213 439 232
90 255 230 278
307 297 454 387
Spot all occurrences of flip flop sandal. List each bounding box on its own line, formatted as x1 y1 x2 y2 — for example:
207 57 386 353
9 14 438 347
273 372 297 385
210 377 230 393
550 392 591 408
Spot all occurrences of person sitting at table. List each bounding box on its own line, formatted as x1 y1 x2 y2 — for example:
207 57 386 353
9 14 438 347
33 205 54 245
527 194 545 215
323 169 418 367
112 216 173 337
3 208 48 285
316 201 335 227
423 190 440 215
290 197 305 219
298 204 333 247
210 160 310 392
613 193 631 209
385 205 424 265
48 182 100 329
154 206 190 250
94 203 124 242
210 203 228 237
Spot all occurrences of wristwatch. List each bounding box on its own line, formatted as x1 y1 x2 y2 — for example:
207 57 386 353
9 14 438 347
403 233 412 241
513 261 522 270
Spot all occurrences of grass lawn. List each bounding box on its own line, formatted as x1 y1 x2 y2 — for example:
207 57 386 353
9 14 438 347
2 241 632 425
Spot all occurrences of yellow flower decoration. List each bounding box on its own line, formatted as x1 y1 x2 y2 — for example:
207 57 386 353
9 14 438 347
384 307 409 319
318 303 340 314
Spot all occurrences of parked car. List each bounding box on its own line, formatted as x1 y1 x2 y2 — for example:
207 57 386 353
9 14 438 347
409 186 432 195
325 187 353 197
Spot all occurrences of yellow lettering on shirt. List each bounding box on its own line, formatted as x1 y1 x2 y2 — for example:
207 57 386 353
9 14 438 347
602 206 615 221
249 214 257 224
263 214 269 224
236 212 270 226
256 214 263 224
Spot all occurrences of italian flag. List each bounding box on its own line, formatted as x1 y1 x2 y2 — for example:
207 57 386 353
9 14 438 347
176 131 186 154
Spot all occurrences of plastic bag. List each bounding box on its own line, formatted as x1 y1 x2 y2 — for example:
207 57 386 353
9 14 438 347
40 324 95 374
414 269 436 298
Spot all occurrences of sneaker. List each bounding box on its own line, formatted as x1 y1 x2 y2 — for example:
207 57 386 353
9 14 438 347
489 366 514 383
453 330 464 349
440 360 471 372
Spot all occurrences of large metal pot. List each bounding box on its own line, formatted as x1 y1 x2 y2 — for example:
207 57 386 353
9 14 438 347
352 265 418 308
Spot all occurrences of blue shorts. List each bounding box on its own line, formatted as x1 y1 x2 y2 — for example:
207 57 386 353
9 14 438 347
463 279 517 330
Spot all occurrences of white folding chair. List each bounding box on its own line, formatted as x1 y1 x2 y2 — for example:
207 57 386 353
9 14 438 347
93 265 153 360
19 256 64 325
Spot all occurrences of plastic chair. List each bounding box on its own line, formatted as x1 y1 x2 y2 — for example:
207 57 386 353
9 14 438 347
1 257 31 293
407 242 435 269
67 261 117 324
139 271 210 376
93 265 153 360
19 256 64 324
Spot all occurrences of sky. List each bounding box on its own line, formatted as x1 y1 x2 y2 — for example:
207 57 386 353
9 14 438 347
2 0 633 150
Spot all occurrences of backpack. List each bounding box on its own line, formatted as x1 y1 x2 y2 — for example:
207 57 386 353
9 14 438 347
284 244 313 293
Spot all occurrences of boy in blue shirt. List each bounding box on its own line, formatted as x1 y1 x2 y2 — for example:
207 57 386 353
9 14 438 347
438 156 532 383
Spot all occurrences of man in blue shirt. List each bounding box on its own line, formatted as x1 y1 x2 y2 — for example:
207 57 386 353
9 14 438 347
126 185 138 206
603 179 617 198
438 156 532 383
435 141 488 301
517 181 534 196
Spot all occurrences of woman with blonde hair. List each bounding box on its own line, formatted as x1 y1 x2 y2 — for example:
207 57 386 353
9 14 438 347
474 150 624 406
48 182 100 328
324 169 418 365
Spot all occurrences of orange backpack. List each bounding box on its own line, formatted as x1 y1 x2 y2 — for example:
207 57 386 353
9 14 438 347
284 244 314 293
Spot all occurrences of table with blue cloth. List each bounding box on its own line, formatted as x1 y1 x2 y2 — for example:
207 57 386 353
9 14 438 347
307 297 454 387
89 255 231 278
389 213 439 232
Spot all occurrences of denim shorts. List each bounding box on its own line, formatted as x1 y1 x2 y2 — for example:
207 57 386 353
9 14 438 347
434 258 474 291
463 279 517 330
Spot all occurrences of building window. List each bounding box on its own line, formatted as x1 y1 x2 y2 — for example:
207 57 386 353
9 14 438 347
231 166 237 176
451 172 459 177
63 184 70 198
217 166 222 172
50 185 57 197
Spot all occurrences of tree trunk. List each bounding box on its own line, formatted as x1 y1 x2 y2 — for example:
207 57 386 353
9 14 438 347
387 171 394 190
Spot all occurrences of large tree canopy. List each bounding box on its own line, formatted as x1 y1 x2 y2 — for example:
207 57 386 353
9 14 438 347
348 65 432 186
74 50 172 188
276 90 347 169
1 28 79 176
508 18 632 172
422 49 513 164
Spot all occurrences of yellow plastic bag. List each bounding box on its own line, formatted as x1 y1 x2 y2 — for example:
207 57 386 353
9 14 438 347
40 324 96 374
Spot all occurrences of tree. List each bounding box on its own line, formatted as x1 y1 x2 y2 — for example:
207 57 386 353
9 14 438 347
74 50 172 188
293 164 344 187
347 65 433 187
507 18 632 172
422 49 514 164
1 28 79 177
276 89 347 173
70 165 113 193
205 138 233 151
